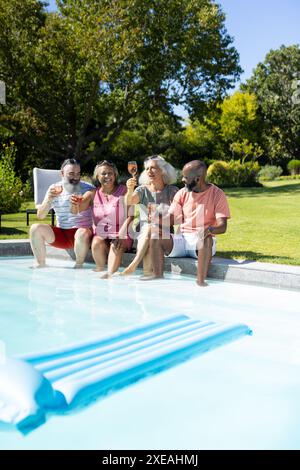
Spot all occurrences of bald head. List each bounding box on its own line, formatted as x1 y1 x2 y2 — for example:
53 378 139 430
182 160 208 192
183 160 207 177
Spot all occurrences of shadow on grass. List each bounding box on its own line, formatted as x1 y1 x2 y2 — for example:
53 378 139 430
0 227 27 236
225 183 300 198
217 250 293 264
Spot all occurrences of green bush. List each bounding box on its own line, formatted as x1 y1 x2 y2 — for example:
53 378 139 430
258 165 283 181
0 143 24 213
287 159 300 175
277 174 300 180
207 160 260 187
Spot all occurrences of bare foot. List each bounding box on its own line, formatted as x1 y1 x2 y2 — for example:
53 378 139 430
30 263 47 269
140 275 164 281
118 266 136 276
196 280 209 287
99 271 112 279
93 266 105 272
73 263 83 269
142 271 153 277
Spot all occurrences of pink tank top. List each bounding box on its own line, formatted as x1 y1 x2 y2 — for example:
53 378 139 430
92 185 127 238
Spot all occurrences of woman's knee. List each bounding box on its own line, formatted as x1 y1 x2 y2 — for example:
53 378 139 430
92 236 107 250
75 228 92 243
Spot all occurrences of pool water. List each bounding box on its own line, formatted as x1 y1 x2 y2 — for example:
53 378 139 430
1 256 300 450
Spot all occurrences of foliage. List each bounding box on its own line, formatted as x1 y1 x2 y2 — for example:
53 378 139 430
0 0 241 174
219 91 263 162
243 45 300 162
220 92 259 141
287 159 300 175
182 118 218 161
110 110 183 172
258 165 283 181
0 143 24 213
182 92 264 165
207 159 260 187
277 174 300 180
229 139 263 163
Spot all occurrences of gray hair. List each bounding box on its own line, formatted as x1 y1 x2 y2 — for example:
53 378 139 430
139 155 177 185
93 160 119 187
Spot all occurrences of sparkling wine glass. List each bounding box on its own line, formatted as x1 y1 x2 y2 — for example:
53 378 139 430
128 161 138 176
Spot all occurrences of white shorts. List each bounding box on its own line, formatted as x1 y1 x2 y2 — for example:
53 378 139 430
167 232 216 259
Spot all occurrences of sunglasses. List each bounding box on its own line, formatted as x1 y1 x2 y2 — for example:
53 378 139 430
97 160 116 167
61 158 81 169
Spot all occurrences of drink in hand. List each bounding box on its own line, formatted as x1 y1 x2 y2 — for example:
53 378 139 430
53 185 63 195
128 161 138 176
74 193 83 214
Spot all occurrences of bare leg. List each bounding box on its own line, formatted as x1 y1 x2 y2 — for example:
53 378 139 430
196 236 212 287
100 243 125 278
142 248 152 276
74 228 92 268
91 236 109 271
141 236 173 280
120 225 151 276
30 223 55 267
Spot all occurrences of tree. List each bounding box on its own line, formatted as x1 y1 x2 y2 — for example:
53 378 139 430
110 110 183 171
182 118 218 162
0 0 242 173
219 91 263 162
242 45 300 162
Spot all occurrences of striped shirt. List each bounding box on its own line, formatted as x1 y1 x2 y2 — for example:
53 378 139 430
48 181 94 229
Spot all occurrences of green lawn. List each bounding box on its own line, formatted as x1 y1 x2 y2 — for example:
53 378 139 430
218 179 300 265
0 201 52 239
1 179 300 265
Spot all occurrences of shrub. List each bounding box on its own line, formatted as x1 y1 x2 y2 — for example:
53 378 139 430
207 160 260 187
277 174 300 180
0 143 24 213
287 159 300 175
258 165 283 181
207 161 231 187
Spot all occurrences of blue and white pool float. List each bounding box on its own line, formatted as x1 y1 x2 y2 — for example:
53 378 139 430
0 314 252 433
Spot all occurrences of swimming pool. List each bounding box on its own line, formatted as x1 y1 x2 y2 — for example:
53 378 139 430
1 256 300 449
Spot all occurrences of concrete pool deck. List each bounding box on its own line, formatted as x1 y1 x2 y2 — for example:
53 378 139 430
0 238 300 290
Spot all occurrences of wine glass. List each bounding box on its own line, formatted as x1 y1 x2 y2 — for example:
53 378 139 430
53 184 63 196
73 193 83 214
128 161 138 176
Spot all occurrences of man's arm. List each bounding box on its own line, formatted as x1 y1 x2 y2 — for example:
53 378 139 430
205 217 227 238
36 187 56 219
70 190 94 214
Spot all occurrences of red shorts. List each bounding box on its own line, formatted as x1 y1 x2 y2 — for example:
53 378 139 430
49 227 78 249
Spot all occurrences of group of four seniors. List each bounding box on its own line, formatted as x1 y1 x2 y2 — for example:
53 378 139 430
30 155 230 286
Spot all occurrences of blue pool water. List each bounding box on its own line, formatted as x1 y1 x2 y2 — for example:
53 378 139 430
1 256 300 449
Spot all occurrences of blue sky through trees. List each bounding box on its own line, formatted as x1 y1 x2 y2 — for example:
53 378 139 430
45 0 300 118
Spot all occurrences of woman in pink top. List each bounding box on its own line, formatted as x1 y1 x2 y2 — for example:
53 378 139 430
71 161 132 278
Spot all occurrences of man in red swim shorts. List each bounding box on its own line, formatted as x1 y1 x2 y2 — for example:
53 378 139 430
30 158 94 268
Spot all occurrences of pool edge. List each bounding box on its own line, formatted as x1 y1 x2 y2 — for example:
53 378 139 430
0 239 300 290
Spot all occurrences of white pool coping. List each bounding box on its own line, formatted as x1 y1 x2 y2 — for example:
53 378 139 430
0 238 300 290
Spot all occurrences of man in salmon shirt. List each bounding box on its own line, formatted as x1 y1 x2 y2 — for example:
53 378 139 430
143 160 230 286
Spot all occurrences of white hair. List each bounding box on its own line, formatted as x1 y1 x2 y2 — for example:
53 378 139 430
138 155 177 185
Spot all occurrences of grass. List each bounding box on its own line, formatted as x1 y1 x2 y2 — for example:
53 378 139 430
1 179 300 266
0 201 52 239
218 179 300 265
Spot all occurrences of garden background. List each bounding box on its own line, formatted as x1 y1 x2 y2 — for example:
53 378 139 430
0 0 299 265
